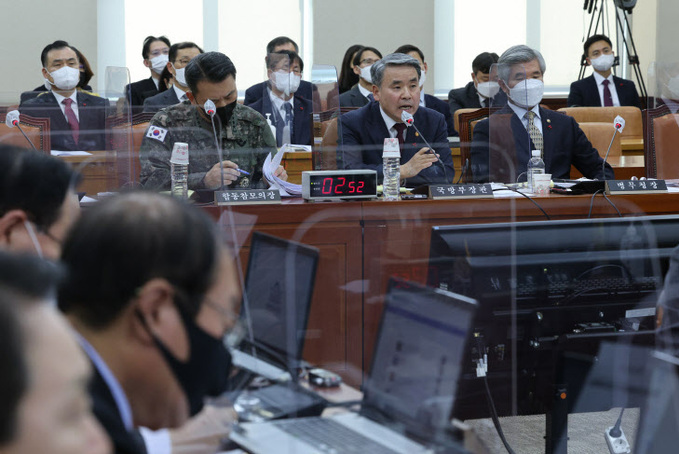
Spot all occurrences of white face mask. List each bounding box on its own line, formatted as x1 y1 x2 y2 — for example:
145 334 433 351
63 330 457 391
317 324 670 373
419 70 426 87
360 65 373 84
46 66 79 91
509 79 544 109
150 54 169 74
271 71 301 96
667 76 679 99
173 65 188 87
477 81 500 99
590 53 615 72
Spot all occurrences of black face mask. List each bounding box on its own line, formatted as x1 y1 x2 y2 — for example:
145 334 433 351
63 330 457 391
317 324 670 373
142 307 232 416
216 101 236 126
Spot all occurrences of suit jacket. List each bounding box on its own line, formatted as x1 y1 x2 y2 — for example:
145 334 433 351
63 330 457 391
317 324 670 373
89 366 147 454
20 90 109 151
126 77 160 115
247 92 313 146
339 85 370 108
424 94 456 137
567 74 641 108
470 105 614 183
448 81 507 118
244 80 313 106
339 102 455 186
20 84 93 106
142 88 181 114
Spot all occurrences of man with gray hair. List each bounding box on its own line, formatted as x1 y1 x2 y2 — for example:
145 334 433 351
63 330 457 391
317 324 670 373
339 53 455 186
471 44 614 183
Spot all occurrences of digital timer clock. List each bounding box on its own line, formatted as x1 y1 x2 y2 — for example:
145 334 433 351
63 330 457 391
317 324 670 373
302 170 378 201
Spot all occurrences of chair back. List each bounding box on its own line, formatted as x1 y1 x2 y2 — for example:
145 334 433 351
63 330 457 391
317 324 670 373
458 107 492 183
109 112 154 187
558 106 643 141
0 113 51 152
453 108 479 135
645 107 679 179
577 122 622 159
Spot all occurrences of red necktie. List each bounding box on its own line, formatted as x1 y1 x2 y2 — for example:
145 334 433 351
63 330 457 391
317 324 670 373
393 123 406 148
602 79 613 107
62 98 80 144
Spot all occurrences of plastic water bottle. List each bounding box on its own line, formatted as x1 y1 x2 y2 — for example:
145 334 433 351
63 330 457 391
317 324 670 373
527 149 545 193
382 138 401 201
170 142 189 200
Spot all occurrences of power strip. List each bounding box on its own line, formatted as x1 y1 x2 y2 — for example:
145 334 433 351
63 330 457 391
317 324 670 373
605 426 631 454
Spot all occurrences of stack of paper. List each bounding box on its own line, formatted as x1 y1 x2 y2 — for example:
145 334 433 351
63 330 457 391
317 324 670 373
263 148 303 197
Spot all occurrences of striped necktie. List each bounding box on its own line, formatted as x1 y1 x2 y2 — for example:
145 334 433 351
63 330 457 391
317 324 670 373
525 111 543 152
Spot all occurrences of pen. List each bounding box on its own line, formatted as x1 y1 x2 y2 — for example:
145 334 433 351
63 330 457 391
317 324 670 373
236 168 251 176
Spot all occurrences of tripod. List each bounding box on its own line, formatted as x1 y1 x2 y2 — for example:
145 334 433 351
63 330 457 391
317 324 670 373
578 0 647 102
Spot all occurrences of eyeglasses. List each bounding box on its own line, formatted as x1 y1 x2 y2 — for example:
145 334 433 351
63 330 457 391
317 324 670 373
360 58 379 66
202 297 246 349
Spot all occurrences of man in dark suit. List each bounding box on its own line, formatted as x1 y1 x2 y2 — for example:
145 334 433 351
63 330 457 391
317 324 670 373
448 52 507 120
247 50 313 146
20 40 110 151
567 34 641 108
340 53 455 186
471 45 613 183
59 192 241 454
395 44 456 137
338 46 383 108
143 42 204 114
125 36 171 115
243 36 314 105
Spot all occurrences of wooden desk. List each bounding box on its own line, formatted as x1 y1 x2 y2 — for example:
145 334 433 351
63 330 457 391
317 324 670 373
202 193 679 385
56 150 117 195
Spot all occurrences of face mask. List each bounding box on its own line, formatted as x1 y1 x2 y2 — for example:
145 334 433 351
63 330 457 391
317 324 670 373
46 66 80 91
419 70 426 87
271 71 301 96
216 101 237 126
509 79 544 109
150 54 169 74
23 221 43 258
477 81 500 99
146 307 232 416
360 65 373 84
666 76 679 99
173 65 188 87
590 54 615 72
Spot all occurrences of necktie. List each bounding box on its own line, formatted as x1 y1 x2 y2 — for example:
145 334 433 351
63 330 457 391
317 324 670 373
62 98 79 144
393 123 407 148
525 111 543 152
367 93 375 102
602 79 613 107
283 102 293 139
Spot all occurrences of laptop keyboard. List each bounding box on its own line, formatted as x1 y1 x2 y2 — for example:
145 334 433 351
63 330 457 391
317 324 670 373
272 417 401 454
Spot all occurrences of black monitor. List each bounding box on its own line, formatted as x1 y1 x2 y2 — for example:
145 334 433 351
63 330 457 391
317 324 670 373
427 215 679 419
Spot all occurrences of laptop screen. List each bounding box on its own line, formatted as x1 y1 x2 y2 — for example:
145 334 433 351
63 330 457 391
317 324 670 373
363 278 477 435
241 232 319 367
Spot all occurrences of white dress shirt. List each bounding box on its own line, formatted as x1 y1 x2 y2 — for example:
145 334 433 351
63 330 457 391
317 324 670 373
593 71 621 107
51 90 79 121
172 84 189 103
508 102 543 134
379 106 406 141
358 83 372 100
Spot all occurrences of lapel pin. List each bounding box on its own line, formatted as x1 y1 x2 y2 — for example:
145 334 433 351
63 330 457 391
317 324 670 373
415 132 420 137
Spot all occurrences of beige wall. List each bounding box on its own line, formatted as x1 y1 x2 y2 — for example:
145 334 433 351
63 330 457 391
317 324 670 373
0 0 98 104
312 0 437 92
656 0 679 62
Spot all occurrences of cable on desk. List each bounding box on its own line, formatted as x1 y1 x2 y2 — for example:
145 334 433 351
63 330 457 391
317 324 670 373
602 192 622 217
483 375 517 454
587 189 603 218
495 188 550 220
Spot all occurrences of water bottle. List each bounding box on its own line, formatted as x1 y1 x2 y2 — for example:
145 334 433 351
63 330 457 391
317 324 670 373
382 138 401 201
527 149 545 193
170 142 189 200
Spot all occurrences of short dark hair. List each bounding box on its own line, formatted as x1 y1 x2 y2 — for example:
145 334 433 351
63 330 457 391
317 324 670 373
352 46 383 67
584 34 613 57
142 35 171 59
0 145 80 231
0 252 61 445
169 42 204 63
185 51 237 95
266 36 299 55
58 192 221 329
266 50 304 72
394 44 425 62
40 40 77 67
472 52 500 74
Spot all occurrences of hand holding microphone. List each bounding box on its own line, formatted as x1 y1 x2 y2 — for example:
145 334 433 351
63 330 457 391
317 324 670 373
400 110 449 183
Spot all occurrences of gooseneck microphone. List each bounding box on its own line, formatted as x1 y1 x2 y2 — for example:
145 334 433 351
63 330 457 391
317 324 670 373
204 100 225 189
456 158 469 184
601 115 626 179
400 110 449 183
5 111 38 151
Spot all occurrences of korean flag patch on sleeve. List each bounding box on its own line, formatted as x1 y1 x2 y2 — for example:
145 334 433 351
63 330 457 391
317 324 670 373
146 125 168 142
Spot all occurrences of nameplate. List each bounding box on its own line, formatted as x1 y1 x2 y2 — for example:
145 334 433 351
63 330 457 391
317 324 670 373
429 184 494 199
605 180 668 195
215 189 282 205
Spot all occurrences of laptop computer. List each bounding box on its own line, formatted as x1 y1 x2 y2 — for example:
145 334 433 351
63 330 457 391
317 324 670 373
230 277 477 454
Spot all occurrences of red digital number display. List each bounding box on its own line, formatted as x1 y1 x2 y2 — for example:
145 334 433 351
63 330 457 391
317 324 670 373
319 176 366 195
311 173 376 198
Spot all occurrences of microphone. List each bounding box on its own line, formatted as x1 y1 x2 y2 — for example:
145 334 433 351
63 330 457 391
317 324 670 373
601 115 625 179
456 158 469 184
204 100 225 189
400 110 449 183
5 110 37 151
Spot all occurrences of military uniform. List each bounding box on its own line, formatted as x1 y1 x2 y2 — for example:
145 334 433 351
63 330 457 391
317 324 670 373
139 101 277 190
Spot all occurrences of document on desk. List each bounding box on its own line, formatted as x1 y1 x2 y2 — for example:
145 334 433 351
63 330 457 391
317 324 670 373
50 150 93 156
264 149 303 197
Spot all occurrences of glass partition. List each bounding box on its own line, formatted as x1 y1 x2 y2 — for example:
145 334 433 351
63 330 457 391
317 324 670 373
311 64 340 170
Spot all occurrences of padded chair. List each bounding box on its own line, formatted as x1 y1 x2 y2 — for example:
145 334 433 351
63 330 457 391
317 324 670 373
644 107 679 179
557 106 643 146
577 122 622 160
109 112 155 188
0 113 51 153
453 108 479 136
312 107 358 171
458 108 493 183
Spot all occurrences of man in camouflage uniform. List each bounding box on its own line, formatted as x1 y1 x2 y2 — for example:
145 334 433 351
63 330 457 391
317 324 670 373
140 51 287 190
